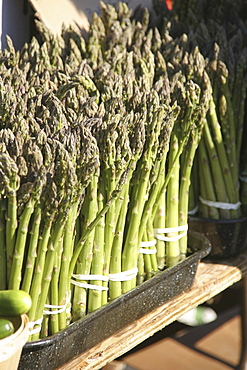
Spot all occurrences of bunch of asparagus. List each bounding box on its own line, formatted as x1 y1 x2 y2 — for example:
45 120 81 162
156 0 247 219
0 1 211 339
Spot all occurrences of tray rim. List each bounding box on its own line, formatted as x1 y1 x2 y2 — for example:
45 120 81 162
22 230 211 351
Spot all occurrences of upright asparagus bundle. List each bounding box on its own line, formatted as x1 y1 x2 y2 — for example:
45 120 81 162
0 1 212 340
158 0 247 219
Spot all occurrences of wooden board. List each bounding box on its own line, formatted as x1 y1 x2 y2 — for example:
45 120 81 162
57 252 247 370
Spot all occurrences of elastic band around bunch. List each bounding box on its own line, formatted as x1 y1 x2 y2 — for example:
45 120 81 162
43 303 67 315
43 292 71 315
28 317 43 335
154 224 188 242
71 275 109 291
72 273 109 282
199 196 241 210
139 247 157 254
139 240 157 254
188 204 199 215
109 267 138 282
240 174 247 183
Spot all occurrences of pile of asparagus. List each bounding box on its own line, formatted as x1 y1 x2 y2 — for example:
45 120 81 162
156 0 247 219
0 2 211 339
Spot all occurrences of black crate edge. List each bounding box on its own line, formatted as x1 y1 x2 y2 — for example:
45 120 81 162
189 215 247 260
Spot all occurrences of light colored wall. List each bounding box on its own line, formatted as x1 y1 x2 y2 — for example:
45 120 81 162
1 0 154 50
29 0 154 35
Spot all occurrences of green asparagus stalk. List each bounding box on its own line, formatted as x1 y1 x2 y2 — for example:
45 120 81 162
153 188 166 270
71 173 98 320
206 100 240 218
27 215 54 337
0 197 7 289
49 239 63 334
101 124 119 306
198 134 219 219
179 128 201 255
201 119 232 219
68 167 131 283
5 176 18 281
122 94 164 293
58 201 80 330
0 150 19 282
87 186 105 313
21 203 42 293
165 127 180 266
30 216 66 341
8 195 37 290
109 109 146 299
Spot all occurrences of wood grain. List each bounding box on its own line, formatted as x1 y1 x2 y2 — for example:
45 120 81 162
58 253 247 370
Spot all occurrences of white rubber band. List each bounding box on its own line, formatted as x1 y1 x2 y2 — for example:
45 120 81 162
43 305 67 315
72 273 109 282
199 196 241 210
43 292 71 315
153 224 188 242
109 267 138 282
139 240 157 254
155 231 187 242
44 303 64 309
154 224 188 234
240 174 247 183
70 279 108 291
66 303 71 314
28 317 43 335
139 247 157 254
188 204 199 215
140 240 157 248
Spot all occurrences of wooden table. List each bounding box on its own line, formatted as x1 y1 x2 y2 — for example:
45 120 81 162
58 253 247 370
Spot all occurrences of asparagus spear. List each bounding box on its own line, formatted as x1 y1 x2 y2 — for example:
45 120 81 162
2 0 246 340
0 150 19 282
0 197 7 289
71 172 98 320
121 91 164 293
198 134 219 219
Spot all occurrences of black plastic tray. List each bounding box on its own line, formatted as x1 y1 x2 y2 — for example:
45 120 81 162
189 216 247 260
19 231 211 370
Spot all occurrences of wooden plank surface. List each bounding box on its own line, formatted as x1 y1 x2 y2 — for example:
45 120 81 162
58 253 247 370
